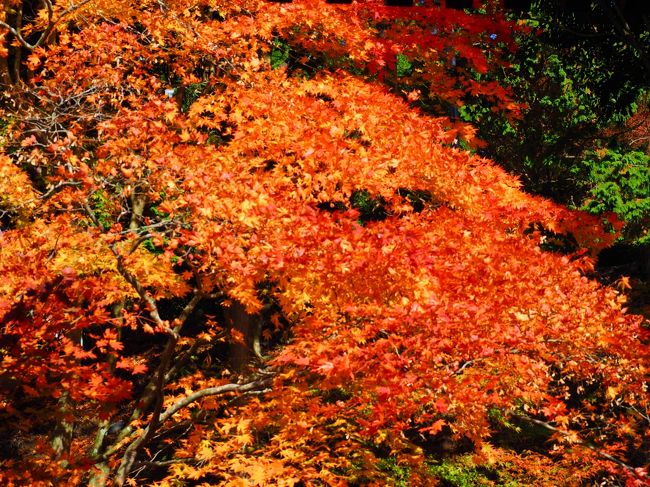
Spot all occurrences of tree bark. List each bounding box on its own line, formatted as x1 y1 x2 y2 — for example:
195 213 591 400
224 300 263 370
129 191 146 230
51 393 74 462
0 54 10 86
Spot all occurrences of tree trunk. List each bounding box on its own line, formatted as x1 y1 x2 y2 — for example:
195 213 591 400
51 393 74 463
0 55 10 86
130 191 146 230
223 300 263 371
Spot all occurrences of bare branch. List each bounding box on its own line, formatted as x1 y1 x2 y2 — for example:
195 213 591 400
83 202 100 227
0 20 24 42
40 180 82 200
119 219 174 235
135 457 198 468
627 404 650 424
82 200 210 474
163 339 206 383
0 19 32 49
173 292 203 334
127 234 153 255
160 378 272 424
39 0 96 47
450 359 475 376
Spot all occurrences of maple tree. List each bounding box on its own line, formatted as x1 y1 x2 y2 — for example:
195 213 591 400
0 1 649 486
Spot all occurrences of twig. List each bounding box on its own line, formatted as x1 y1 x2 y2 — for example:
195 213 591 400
118 219 174 235
0 0 95 50
512 413 645 481
135 457 198 468
40 180 82 200
451 359 475 376
109 241 179 337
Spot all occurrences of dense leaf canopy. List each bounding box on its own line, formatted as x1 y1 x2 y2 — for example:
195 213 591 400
0 1 648 485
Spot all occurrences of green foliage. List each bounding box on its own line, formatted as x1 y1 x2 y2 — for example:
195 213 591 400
459 3 647 205
150 194 170 219
580 150 650 244
376 456 411 487
427 457 489 487
529 0 650 114
0 115 15 154
459 44 613 201
487 407 520 433
350 190 387 223
271 38 291 70
395 53 413 78
89 190 114 231
427 455 526 487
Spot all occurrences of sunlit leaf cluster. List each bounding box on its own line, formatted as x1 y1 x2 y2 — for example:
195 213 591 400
0 1 648 485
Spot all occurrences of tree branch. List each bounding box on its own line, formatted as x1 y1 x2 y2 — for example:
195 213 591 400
40 180 82 200
160 378 272 424
0 0 95 50
135 457 198 468
107 287 204 484
512 413 646 481
110 244 176 336
113 378 272 485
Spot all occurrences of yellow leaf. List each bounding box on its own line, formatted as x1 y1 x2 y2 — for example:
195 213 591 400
606 386 619 400
196 440 214 461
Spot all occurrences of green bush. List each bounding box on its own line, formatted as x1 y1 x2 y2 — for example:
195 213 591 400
579 149 650 245
459 2 647 206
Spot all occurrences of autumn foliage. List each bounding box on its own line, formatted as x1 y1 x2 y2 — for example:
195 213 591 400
0 1 648 485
